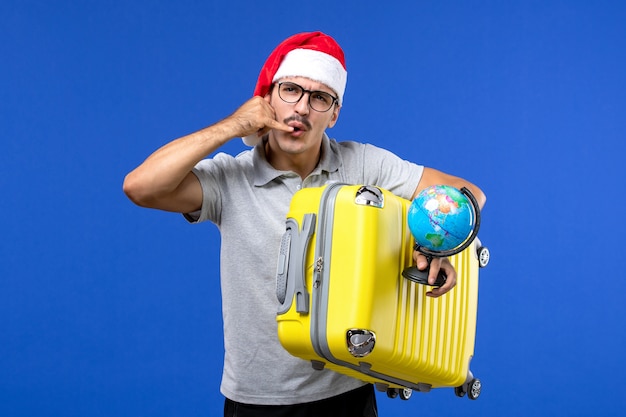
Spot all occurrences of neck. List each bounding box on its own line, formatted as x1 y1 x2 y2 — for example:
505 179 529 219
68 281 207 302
264 137 322 179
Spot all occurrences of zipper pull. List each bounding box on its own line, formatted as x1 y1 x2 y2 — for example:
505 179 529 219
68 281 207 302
316 257 324 272
313 257 323 288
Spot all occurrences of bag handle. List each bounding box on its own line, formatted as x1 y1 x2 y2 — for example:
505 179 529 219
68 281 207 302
276 213 316 314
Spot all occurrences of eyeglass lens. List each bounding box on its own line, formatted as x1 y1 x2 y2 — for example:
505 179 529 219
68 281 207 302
277 82 336 112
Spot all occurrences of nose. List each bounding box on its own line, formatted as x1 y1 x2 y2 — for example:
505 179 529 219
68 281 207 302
293 92 310 115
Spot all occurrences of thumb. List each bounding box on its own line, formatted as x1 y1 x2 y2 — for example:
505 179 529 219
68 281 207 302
415 252 429 270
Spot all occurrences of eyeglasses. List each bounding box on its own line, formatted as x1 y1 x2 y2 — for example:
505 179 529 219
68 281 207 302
276 82 338 112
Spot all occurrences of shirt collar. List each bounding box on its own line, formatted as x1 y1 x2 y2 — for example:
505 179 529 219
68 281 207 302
252 132 341 186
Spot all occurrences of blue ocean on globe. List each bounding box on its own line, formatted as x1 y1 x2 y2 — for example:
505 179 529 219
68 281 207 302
408 185 475 252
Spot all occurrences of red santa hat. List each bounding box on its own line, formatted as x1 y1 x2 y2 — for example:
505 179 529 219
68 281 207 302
242 31 348 146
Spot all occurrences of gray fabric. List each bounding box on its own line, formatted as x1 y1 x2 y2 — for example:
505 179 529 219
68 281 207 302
185 134 424 405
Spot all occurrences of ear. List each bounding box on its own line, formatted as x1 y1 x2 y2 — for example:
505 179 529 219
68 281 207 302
264 84 275 103
327 105 341 128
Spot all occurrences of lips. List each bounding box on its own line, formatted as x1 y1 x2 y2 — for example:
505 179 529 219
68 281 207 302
284 116 312 134
288 121 307 133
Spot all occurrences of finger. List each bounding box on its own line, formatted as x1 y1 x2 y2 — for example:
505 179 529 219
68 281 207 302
256 119 293 138
255 98 292 133
266 118 294 133
427 274 456 297
427 260 457 298
427 257 442 285
414 252 429 270
427 287 446 298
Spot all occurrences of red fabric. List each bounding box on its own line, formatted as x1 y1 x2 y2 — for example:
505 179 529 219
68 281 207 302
252 31 346 98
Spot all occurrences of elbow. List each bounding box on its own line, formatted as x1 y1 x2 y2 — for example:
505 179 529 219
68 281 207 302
474 187 487 210
123 172 154 208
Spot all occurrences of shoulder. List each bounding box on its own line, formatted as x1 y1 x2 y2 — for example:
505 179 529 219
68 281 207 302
328 137 423 199
195 149 254 173
329 138 402 161
331 138 365 153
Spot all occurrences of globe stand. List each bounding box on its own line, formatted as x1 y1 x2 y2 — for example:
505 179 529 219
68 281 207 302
402 262 448 287
402 187 482 287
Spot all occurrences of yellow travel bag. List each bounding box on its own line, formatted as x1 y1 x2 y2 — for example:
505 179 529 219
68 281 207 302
275 184 489 400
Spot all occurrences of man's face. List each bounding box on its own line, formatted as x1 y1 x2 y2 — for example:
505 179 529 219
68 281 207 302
267 76 340 154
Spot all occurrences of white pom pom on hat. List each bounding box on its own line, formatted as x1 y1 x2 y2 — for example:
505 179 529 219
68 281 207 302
242 31 347 146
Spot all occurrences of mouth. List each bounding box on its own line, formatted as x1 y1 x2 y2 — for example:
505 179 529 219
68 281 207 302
288 121 307 133
285 122 306 138
284 116 312 135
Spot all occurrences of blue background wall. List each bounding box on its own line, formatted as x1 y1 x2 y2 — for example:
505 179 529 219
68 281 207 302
2 1 625 416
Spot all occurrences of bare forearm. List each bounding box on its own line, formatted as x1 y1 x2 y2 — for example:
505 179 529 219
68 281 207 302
123 96 293 211
414 167 487 209
123 119 237 208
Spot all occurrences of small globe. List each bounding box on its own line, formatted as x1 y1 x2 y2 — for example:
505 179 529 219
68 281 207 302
408 185 475 253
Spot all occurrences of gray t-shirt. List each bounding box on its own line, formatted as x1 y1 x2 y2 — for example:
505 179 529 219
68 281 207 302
186 134 424 405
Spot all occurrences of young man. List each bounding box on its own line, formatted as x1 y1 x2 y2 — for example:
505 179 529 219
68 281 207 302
124 31 486 416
